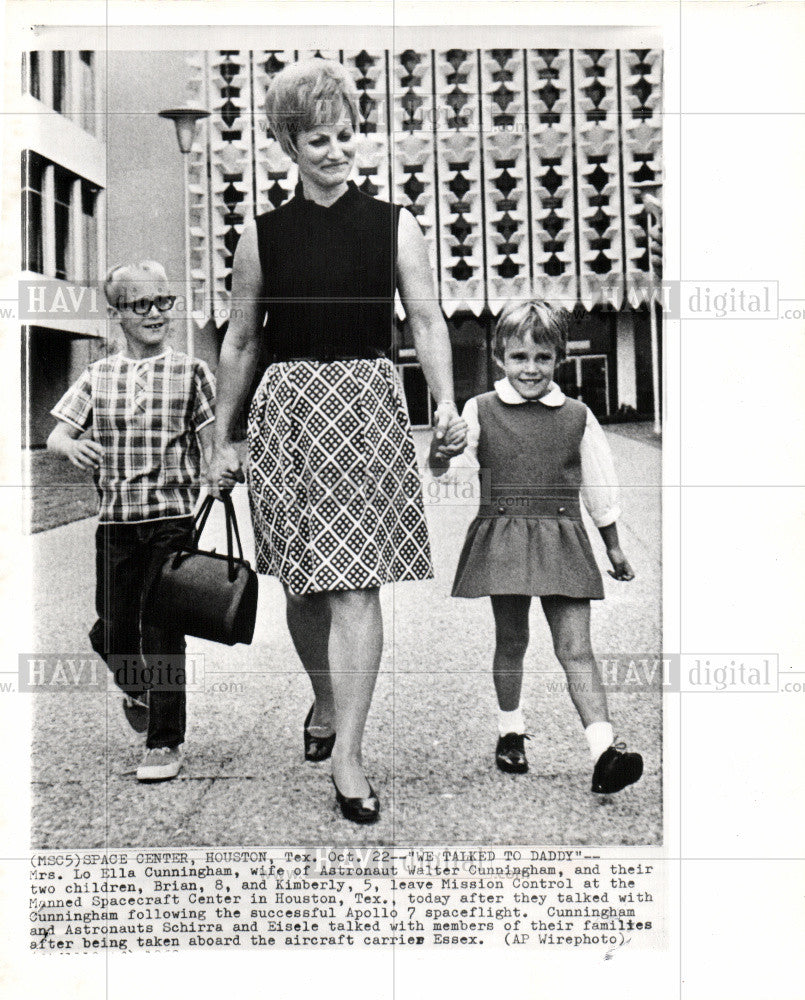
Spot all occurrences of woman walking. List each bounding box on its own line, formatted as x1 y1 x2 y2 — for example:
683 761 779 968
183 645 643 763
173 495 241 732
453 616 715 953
208 59 462 823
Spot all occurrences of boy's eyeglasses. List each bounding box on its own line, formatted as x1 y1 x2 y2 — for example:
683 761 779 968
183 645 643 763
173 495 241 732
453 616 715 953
120 295 176 315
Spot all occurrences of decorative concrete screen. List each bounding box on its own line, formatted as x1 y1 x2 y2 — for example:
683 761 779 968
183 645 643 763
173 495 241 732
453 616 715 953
184 48 662 327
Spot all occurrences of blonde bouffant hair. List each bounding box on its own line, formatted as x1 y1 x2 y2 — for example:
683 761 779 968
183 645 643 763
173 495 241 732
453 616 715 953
265 58 359 159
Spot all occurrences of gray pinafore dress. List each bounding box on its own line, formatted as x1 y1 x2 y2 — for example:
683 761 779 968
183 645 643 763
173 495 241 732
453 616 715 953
451 392 605 599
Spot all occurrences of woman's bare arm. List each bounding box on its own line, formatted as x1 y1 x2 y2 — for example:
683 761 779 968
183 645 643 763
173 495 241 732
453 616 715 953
214 220 264 445
207 220 263 495
396 208 459 438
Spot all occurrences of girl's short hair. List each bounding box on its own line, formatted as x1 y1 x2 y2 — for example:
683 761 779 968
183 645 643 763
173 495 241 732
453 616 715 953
103 260 167 308
492 299 571 364
265 59 359 158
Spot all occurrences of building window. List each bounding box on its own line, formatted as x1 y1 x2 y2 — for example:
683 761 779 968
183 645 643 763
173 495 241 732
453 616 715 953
23 50 98 134
52 51 69 116
21 151 45 274
22 51 41 100
21 151 102 283
53 166 74 281
78 51 95 134
81 181 99 283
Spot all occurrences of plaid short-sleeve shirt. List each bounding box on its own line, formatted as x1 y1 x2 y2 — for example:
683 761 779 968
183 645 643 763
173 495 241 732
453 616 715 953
51 348 216 523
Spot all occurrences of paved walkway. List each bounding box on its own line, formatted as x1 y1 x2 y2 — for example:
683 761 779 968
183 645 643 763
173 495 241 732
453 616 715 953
30 429 661 848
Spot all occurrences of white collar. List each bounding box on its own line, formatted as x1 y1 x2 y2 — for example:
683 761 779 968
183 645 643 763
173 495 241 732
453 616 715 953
494 377 565 407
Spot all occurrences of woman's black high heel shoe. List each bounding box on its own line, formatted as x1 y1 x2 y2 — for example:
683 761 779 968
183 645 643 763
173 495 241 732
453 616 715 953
304 704 336 762
331 776 380 824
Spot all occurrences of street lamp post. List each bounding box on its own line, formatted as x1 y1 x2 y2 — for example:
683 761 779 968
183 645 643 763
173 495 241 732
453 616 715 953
158 106 210 359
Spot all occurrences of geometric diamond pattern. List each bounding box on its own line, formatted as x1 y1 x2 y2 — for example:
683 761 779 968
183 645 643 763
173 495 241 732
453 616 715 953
620 48 663 306
247 358 433 594
574 49 623 308
527 48 577 305
345 48 390 202
481 49 530 312
435 48 485 315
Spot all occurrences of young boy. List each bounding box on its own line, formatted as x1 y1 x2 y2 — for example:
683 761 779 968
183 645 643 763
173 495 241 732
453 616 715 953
47 260 216 782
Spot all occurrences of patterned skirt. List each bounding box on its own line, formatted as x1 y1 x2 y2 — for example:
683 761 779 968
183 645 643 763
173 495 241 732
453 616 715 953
247 358 433 594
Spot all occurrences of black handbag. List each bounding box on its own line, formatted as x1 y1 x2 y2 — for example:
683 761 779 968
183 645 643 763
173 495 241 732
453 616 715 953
144 494 258 645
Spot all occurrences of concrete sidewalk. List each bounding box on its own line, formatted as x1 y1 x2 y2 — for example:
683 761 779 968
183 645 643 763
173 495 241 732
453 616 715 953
30 429 662 848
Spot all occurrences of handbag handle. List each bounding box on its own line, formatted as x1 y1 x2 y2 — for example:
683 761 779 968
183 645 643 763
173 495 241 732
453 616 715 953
223 494 246 581
172 493 246 582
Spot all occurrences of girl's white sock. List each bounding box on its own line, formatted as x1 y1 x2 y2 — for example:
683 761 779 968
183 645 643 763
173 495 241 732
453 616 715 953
498 707 525 736
585 721 614 763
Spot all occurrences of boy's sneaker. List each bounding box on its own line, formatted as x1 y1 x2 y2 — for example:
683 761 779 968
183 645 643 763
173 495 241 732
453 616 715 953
137 746 182 783
591 742 643 794
495 733 530 774
122 691 149 734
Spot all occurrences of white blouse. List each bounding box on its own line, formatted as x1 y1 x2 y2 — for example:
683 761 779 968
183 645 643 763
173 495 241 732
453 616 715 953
447 378 621 528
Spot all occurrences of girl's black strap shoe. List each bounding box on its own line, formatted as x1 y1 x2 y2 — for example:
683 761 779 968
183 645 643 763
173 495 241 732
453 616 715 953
495 732 531 774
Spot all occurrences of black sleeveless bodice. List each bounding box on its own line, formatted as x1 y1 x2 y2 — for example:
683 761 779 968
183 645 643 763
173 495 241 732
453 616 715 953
254 181 401 362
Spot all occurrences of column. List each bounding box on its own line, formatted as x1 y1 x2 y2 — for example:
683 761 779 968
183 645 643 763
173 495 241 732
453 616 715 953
41 163 56 278
615 311 637 409
69 176 84 282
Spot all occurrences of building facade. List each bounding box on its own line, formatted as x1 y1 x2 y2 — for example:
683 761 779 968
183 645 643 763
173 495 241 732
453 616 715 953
20 49 107 446
183 46 662 424
19 43 662 445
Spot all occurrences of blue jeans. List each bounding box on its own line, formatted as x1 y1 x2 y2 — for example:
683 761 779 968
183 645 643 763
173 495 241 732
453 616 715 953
89 517 193 749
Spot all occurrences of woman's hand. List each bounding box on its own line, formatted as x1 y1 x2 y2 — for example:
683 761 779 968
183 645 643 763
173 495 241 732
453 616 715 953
428 418 467 474
433 400 461 442
206 441 245 499
433 417 467 458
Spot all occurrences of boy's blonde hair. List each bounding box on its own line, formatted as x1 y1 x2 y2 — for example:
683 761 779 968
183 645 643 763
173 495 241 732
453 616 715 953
493 299 570 364
103 260 168 309
265 58 359 159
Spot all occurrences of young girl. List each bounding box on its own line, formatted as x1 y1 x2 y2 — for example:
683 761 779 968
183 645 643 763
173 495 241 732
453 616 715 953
430 299 643 794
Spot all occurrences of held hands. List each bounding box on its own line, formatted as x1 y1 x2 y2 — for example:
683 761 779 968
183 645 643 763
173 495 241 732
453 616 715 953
431 418 468 460
432 400 460 440
206 441 246 499
429 402 467 472
432 401 467 454
606 545 635 582
65 438 103 471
